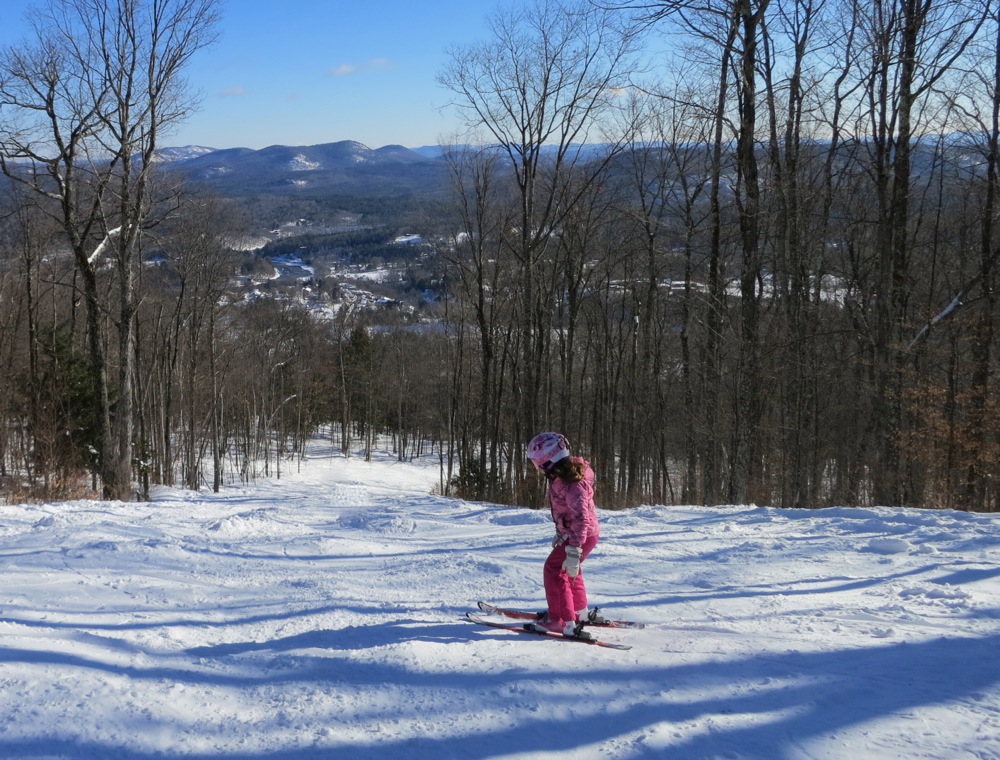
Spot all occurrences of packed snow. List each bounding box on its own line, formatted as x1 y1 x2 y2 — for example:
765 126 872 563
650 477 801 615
1 438 999 759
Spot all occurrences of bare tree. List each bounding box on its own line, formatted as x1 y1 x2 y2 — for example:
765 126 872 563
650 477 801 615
137 194 244 493
440 144 518 500
439 0 641 499
835 0 987 505
0 0 220 499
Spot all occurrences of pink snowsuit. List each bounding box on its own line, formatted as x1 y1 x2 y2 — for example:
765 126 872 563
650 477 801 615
544 457 600 625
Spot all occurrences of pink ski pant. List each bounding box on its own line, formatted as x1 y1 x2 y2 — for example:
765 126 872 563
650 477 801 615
543 533 599 624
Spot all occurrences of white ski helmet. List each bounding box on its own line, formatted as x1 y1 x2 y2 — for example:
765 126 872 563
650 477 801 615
527 432 571 472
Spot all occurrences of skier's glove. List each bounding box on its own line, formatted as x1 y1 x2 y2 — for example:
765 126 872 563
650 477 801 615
562 545 582 578
551 533 565 548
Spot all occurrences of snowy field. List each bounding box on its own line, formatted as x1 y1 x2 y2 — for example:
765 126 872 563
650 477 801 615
1 440 999 759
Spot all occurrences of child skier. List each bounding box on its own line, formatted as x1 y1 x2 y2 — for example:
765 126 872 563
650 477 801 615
525 432 600 639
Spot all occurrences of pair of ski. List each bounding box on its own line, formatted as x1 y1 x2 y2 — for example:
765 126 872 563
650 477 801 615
467 601 643 650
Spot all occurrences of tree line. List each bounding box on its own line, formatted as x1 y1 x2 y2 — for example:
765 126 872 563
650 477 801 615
3 0 1000 512
433 0 1000 511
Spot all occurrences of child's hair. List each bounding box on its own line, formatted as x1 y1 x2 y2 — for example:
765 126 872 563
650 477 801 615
549 456 585 483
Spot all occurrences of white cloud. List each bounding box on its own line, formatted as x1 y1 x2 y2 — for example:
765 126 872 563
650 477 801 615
328 58 391 77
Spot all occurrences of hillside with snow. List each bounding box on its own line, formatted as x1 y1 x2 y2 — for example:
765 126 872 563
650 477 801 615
165 140 446 197
1 439 998 758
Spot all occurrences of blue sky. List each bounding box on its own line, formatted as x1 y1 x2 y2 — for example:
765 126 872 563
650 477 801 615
0 0 501 150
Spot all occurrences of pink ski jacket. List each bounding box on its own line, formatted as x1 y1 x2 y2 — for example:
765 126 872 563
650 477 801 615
548 457 600 548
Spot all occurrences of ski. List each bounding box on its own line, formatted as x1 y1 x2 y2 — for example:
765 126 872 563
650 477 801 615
466 612 632 650
477 600 645 630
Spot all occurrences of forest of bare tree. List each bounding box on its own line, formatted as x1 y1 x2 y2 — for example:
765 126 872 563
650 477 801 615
2 0 1000 512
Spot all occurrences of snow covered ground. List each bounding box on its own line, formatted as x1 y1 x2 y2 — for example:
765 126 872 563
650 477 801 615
1 440 999 759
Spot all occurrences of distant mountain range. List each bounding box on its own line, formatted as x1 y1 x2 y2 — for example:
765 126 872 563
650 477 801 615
157 140 622 198
161 140 449 198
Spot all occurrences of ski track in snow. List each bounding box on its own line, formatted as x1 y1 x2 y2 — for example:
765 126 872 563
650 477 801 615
0 440 998 759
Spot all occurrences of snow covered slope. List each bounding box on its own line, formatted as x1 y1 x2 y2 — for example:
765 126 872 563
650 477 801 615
0 441 998 758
